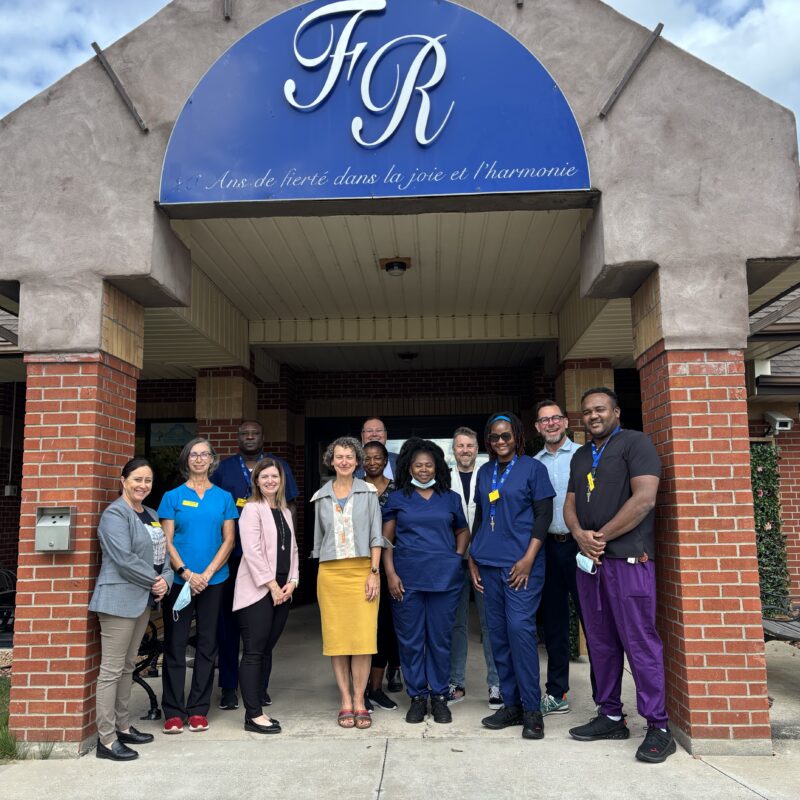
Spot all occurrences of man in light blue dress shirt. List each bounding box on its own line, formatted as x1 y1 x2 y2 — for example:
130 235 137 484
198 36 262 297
534 400 596 715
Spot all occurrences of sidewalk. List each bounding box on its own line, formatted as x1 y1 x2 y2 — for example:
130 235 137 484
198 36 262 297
1 605 798 799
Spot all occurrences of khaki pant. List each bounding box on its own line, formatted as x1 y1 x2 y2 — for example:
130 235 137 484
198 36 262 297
95 609 151 745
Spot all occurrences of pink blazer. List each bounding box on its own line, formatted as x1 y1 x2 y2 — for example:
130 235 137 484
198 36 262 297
233 501 299 611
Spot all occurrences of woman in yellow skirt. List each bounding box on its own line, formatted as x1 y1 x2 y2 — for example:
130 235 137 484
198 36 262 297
311 436 383 729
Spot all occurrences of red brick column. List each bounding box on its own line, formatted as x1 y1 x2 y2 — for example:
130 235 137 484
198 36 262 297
637 343 771 754
775 428 800 602
555 359 614 443
9 352 138 755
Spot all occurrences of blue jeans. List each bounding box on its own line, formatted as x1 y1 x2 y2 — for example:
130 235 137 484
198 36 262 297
449 566 499 688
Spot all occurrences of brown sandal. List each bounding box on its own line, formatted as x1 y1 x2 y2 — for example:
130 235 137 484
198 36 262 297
337 709 355 728
354 710 372 729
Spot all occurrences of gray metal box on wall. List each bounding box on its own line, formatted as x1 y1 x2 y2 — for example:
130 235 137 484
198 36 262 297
34 507 75 552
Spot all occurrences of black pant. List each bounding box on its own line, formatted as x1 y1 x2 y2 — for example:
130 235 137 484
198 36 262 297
162 581 223 720
236 581 291 719
539 535 597 700
372 568 401 670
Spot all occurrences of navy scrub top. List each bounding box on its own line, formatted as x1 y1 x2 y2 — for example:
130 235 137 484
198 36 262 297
470 455 555 568
382 489 467 592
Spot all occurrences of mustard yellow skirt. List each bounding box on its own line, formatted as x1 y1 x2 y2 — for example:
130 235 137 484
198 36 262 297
317 557 378 656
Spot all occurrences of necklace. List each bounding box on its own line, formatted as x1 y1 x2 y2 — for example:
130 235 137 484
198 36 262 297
273 506 287 551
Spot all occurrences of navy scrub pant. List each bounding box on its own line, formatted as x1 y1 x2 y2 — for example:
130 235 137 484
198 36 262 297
539 534 597 701
391 585 461 698
480 550 545 712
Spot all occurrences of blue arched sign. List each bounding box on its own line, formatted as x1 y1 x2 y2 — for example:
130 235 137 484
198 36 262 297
159 0 590 208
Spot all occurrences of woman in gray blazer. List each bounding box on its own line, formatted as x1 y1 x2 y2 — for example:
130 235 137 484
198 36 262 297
88 457 173 761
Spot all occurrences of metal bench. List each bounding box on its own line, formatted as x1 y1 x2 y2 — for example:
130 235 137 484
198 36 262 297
763 599 800 642
133 619 163 720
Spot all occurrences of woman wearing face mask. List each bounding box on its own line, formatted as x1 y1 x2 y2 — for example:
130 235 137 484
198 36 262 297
233 458 299 734
381 439 469 725
468 412 554 741
158 438 237 735
89 457 173 761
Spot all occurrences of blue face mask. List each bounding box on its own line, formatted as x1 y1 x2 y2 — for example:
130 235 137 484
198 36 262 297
411 477 436 489
172 581 192 621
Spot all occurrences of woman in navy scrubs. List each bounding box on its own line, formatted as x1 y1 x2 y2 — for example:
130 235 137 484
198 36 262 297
382 439 470 724
468 413 554 740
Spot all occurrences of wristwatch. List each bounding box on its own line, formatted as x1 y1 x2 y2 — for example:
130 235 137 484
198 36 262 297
177 565 188 576
371 566 379 575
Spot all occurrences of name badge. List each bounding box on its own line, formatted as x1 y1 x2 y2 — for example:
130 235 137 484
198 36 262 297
182 500 199 508
586 473 595 491
488 490 500 503
150 521 162 528
236 498 247 508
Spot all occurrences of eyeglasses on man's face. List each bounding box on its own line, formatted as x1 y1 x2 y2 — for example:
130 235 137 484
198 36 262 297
537 415 566 425
189 452 212 460
487 432 514 443
362 428 386 435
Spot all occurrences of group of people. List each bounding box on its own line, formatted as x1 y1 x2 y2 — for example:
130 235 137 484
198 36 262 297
88 387 676 765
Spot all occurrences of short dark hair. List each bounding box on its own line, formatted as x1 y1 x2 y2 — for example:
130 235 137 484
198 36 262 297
580 387 619 408
363 441 389 461
238 420 263 433
250 457 286 509
395 438 451 495
121 457 152 479
535 399 566 417
483 412 526 460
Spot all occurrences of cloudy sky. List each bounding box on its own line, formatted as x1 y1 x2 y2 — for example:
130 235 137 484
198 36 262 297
0 0 798 134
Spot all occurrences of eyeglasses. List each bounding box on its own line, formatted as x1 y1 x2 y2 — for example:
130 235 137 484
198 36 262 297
537 415 566 425
487 432 514 443
362 428 386 435
188 452 212 460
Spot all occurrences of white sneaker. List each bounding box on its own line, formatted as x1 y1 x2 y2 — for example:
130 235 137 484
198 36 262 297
488 685 503 709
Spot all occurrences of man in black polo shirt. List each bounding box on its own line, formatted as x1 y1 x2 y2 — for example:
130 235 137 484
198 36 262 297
563 387 676 763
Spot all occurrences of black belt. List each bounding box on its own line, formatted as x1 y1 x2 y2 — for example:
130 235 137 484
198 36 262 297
549 533 570 543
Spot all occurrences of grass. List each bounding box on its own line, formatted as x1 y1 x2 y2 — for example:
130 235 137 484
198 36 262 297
0 674 16 761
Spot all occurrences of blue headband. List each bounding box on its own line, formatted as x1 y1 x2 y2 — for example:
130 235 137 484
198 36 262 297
490 415 511 423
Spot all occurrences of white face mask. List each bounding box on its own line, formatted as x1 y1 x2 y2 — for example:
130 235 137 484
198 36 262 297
411 477 436 489
172 581 192 621
576 552 597 575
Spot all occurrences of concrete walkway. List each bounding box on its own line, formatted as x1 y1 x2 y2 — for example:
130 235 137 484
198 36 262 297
2 605 798 799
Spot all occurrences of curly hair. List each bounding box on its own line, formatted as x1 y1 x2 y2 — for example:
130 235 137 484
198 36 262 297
322 436 364 470
483 412 526 461
395 437 451 495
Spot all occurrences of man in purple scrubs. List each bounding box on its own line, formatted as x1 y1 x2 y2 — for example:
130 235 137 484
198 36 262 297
564 387 676 763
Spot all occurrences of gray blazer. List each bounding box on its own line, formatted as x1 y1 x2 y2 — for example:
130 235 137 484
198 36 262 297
88 496 174 618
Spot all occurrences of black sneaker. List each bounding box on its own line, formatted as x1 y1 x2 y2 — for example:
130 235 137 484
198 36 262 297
522 710 544 740
406 695 428 724
569 714 630 741
430 694 452 724
387 667 403 692
636 727 677 763
368 688 398 710
481 705 523 730
219 688 239 710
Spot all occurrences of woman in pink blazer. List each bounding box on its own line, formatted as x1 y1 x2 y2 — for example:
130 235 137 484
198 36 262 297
233 457 299 734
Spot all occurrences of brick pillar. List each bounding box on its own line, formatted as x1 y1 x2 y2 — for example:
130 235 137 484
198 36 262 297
555 359 614 444
631 266 771 755
774 428 800 602
196 367 259 457
9 352 139 755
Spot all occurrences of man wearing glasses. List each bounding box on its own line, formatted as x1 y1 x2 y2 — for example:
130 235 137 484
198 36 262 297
212 420 299 711
534 400 595 717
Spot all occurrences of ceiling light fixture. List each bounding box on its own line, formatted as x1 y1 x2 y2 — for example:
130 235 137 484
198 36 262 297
380 257 411 276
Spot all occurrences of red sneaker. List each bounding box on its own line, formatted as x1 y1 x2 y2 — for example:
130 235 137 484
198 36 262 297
188 715 209 732
163 717 184 734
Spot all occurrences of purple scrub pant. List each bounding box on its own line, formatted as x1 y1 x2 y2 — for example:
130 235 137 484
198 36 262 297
576 557 669 728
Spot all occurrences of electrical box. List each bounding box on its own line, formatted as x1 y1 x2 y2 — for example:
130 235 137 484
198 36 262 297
34 507 75 552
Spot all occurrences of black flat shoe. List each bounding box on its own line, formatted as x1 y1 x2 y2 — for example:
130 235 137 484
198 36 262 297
96 739 138 761
116 726 154 745
245 717 281 734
